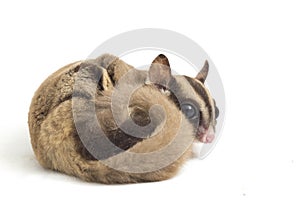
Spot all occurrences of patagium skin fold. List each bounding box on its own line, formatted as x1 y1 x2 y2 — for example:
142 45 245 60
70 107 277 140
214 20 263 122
28 54 218 184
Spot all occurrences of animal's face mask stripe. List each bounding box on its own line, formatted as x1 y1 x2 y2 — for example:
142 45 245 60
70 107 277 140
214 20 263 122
183 76 214 124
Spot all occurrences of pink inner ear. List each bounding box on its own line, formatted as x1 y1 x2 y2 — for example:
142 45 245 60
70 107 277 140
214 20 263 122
149 62 172 86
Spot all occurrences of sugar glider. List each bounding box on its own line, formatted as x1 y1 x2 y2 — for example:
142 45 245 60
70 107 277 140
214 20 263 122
28 54 219 184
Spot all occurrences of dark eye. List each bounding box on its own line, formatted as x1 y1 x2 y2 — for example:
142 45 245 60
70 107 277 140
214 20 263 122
213 99 219 119
215 106 219 119
181 103 197 119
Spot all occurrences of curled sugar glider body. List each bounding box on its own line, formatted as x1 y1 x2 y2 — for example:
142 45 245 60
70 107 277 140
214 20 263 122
28 54 219 184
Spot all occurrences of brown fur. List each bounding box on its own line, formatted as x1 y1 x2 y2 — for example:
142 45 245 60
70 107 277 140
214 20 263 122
28 54 215 184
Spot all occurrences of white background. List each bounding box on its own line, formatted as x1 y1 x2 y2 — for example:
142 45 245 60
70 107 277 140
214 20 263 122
0 0 299 199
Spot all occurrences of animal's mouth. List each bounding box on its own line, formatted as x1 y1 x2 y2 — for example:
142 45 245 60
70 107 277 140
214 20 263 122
196 126 215 143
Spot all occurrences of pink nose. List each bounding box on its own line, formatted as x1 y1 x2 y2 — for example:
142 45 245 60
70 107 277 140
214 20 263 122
204 134 215 143
197 126 215 143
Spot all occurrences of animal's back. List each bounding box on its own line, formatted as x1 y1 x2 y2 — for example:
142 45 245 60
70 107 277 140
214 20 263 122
28 54 193 184
28 61 82 154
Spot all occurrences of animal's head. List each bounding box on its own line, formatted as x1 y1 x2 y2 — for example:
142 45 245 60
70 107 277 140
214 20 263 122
148 54 219 143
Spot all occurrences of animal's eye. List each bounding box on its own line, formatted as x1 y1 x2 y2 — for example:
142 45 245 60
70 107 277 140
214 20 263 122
213 99 219 119
215 106 219 119
181 103 197 119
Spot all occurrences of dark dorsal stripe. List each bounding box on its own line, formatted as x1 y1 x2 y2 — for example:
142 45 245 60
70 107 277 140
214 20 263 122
183 76 213 122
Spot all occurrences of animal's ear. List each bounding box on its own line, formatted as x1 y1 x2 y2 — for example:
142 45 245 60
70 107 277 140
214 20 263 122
149 54 172 87
196 60 209 83
99 68 113 90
